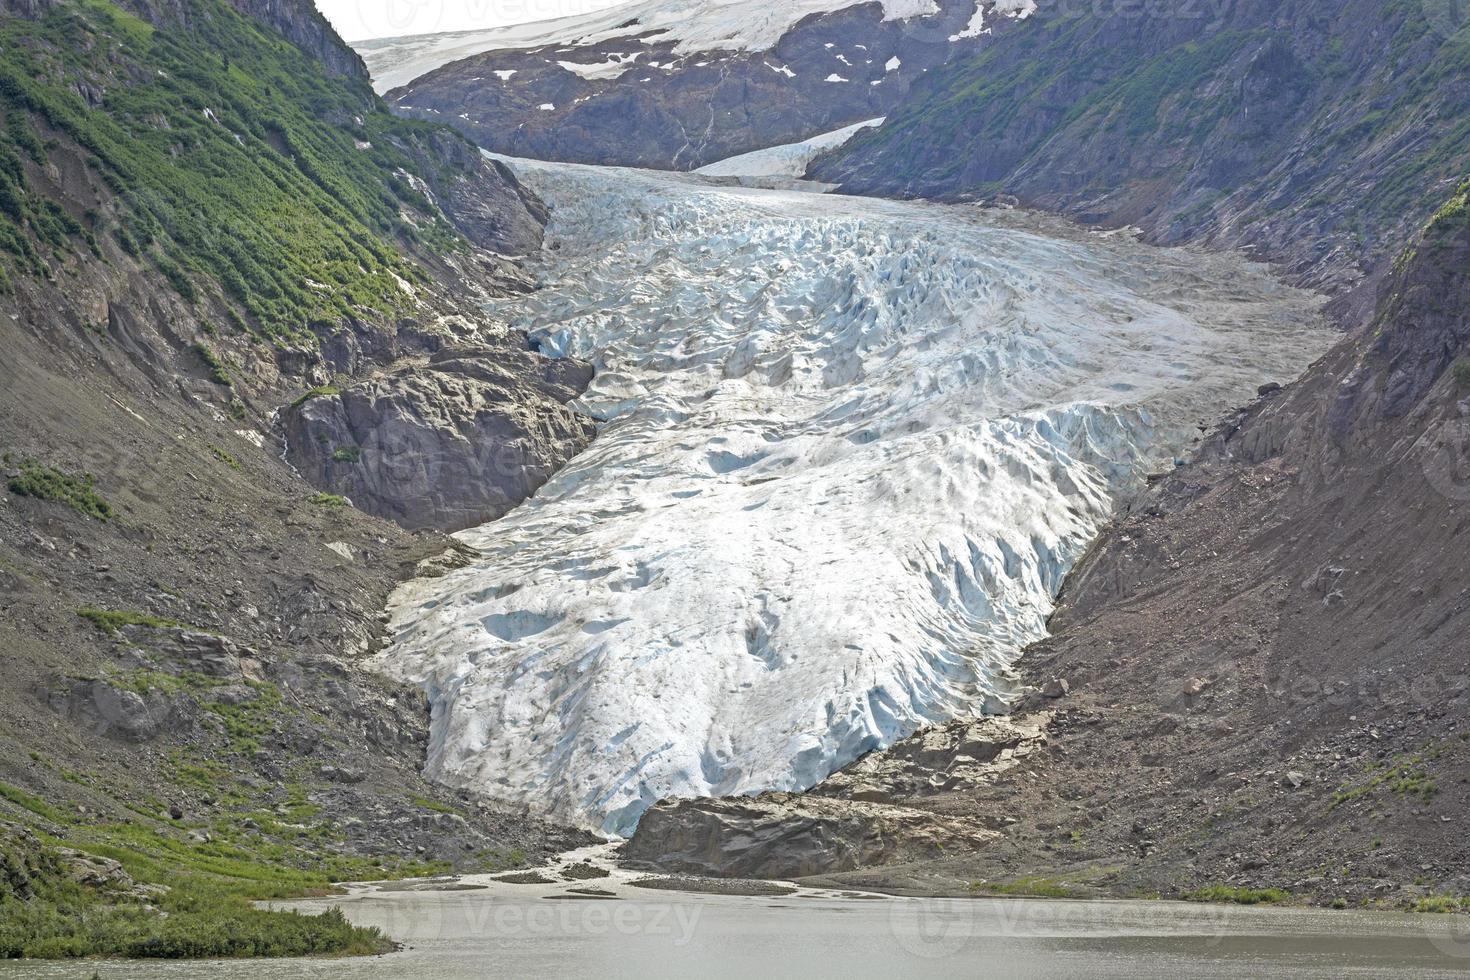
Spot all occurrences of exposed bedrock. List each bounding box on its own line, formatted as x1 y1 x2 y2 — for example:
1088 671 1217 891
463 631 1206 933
285 342 596 532
623 793 998 880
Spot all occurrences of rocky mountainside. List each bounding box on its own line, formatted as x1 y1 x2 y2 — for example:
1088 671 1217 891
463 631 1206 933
628 180 1470 909
0 0 594 946
812 0 1470 297
359 0 1036 170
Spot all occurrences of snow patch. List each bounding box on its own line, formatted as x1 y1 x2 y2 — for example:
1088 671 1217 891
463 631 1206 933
557 52 639 79
951 0 1036 40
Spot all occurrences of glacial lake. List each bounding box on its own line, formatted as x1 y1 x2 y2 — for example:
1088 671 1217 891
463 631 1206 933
4 873 1470 979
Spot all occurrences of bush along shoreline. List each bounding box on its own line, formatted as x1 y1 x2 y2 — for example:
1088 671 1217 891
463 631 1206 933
0 822 397 960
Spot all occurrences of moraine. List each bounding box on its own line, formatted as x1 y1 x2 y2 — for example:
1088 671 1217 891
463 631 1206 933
371 157 1333 836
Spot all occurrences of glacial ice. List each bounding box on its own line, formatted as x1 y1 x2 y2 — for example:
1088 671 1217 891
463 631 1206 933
694 118 884 178
373 160 1332 836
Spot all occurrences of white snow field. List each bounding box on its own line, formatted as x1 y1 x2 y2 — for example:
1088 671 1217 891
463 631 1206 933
694 118 884 178
361 0 965 92
374 160 1332 836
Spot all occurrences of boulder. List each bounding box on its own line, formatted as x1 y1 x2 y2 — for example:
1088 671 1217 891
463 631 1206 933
47 678 193 742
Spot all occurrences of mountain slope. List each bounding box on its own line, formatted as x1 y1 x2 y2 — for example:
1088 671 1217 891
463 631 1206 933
359 0 1036 170
630 180 1470 906
812 0 1470 295
0 0 590 956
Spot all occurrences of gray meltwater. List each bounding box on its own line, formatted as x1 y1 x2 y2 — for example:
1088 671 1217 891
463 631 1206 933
3 883 1470 979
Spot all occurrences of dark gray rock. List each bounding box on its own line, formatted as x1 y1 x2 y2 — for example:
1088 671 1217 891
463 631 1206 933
285 342 596 532
812 0 1470 294
625 793 995 880
47 678 194 743
370 1 1023 171
117 626 254 680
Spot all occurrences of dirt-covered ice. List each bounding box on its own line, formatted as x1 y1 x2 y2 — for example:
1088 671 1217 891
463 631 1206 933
373 160 1333 836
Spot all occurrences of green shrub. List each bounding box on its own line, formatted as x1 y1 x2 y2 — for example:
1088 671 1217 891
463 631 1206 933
207 444 241 470
194 344 231 387
6 461 112 520
330 446 360 463
1413 895 1470 913
1453 360 1470 387
310 493 349 507
290 386 340 409
76 608 183 634
1182 885 1289 905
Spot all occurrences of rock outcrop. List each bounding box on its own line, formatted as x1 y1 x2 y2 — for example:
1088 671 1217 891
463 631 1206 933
627 715 1045 878
284 343 596 532
624 793 997 880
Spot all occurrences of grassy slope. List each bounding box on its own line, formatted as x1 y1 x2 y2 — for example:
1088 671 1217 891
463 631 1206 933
0 0 478 343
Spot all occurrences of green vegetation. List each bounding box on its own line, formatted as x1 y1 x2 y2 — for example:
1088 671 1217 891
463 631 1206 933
291 386 341 409
310 493 349 508
410 796 463 817
6 461 112 520
1453 360 1470 387
970 876 1080 899
1412 895 1470 913
1182 885 1290 905
0 0 472 341
76 607 183 634
194 344 231 387
0 826 390 959
1330 745 1449 810
208 443 242 470
330 446 361 463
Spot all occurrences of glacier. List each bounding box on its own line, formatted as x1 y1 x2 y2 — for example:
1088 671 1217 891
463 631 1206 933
694 118 885 179
373 160 1333 836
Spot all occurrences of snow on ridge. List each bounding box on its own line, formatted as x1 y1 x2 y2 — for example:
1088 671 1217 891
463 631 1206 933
359 0 947 93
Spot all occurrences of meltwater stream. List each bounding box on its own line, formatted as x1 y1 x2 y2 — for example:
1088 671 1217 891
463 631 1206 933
375 161 1332 835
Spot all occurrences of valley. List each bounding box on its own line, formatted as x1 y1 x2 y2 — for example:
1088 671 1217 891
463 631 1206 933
1 0 1468 967
375 158 1332 837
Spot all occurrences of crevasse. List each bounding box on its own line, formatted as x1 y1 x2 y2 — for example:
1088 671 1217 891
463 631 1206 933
373 160 1330 836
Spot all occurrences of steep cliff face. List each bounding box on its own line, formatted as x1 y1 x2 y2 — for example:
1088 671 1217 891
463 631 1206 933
225 0 367 78
631 184 1470 908
813 0 1470 294
360 0 1036 170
